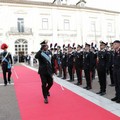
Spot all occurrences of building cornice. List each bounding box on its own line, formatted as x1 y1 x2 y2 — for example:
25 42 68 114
0 0 120 14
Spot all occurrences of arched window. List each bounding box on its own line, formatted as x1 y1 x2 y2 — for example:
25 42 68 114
15 39 28 55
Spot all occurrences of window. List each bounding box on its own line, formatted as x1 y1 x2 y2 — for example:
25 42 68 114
17 18 24 32
107 23 112 32
64 19 70 30
91 21 96 32
42 18 48 30
15 39 28 55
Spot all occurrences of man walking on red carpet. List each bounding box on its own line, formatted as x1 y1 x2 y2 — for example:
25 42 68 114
35 40 53 104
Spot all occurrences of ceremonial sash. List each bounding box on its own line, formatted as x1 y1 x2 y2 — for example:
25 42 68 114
41 51 51 64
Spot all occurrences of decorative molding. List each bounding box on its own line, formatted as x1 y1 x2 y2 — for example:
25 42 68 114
0 0 119 14
39 33 53 36
58 34 77 37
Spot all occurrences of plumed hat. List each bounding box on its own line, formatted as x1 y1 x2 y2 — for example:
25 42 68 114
1 43 8 50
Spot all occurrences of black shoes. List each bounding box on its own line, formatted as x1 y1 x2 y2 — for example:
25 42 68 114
44 98 48 104
83 86 91 90
74 82 81 86
68 79 74 82
111 97 118 101
116 99 120 103
96 91 102 94
111 97 120 103
100 92 106 96
96 91 106 95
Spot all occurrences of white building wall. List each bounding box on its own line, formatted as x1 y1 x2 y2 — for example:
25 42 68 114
0 2 119 55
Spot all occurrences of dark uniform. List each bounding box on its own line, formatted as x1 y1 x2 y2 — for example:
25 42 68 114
83 51 94 90
56 47 62 77
35 40 53 104
91 47 97 80
61 49 68 79
109 50 115 86
97 49 110 95
0 43 13 86
74 46 83 85
111 40 120 103
67 48 75 81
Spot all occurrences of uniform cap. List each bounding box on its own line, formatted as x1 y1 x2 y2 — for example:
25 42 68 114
1 43 8 50
40 40 48 46
77 44 83 48
100 41 107 45
113 40 120 44
57 46 61 49
85 43 90 47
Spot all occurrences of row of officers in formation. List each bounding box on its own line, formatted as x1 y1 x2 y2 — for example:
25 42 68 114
43 40 120 103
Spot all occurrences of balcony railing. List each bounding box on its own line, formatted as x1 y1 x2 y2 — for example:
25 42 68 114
8 27 33 35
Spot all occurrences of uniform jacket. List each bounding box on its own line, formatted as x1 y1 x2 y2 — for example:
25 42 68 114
113 48 120 68
35 50 53 76
74 51 83 68
67 52 75 67
97 50 110 70
83 51 94 71
1 51 13 71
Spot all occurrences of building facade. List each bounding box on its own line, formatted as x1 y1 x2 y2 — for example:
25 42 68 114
0 0 120 56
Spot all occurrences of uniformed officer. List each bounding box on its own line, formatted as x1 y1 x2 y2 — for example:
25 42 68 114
109 43 115 86
35 40 53 104
0 43 13 86
96 41 110 95
83 43 94 90
61 46 68 79
111 40 120 103
74 45 83 85
67 46 75 82
90 46 97 80
56 46 62 77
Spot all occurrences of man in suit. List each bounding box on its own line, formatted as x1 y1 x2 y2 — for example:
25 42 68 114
0 43 13 86
35 40 53 104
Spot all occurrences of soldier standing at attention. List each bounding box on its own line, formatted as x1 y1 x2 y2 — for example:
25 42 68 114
74 45 83 85
61 46 68 79
67 46 75 82
109 43 115 86
111 40 120 103
57 46 62 77
35 40 53 104
96 41 110 95
83 43 94 90
0 43 13 86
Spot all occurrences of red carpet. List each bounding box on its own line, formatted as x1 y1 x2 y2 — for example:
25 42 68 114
12 65 120 120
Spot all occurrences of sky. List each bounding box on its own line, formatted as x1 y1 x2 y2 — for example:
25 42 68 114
28 0 120 12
